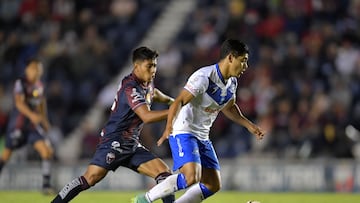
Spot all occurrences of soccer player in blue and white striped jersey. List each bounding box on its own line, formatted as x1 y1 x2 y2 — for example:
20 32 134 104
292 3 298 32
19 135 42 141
133 39 265 203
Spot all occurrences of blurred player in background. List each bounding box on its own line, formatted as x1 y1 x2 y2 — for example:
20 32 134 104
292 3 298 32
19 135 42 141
133 39 265 203
0 59 54 194
51 46 175 203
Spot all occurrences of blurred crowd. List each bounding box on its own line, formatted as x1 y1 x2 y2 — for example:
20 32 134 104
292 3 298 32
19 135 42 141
154 0 360 159
0 0 167 144
1 0 360 160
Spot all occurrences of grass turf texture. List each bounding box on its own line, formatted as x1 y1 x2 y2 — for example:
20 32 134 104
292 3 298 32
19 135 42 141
1 191 359 203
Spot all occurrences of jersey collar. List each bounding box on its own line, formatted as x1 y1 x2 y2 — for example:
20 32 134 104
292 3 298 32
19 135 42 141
131 72 149 88
215 64 226 85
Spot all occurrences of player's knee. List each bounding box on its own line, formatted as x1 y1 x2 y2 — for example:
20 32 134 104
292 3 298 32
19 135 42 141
44 151 53 159
84 175 97 186
184 172 200 186
40 150 53 160
83 173 103 186
202 180 221 193
0 156 9 163
210 182 221 193
155 171 172 184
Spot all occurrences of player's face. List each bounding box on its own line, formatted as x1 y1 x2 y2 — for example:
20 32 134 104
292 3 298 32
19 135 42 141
25 62 43 83
230 53 249 77
135 58 157 83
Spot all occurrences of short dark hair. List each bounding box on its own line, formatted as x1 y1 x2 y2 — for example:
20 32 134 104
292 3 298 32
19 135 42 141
25 58 41 67
220 39 249 60
132 46 159 63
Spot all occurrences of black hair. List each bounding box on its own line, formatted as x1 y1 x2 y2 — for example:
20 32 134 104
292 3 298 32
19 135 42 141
219 39 249 60
132 46 159 63
25 58 41 67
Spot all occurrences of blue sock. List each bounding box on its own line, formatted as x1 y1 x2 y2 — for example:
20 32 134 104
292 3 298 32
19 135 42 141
199 183 214 199
176 173 187 190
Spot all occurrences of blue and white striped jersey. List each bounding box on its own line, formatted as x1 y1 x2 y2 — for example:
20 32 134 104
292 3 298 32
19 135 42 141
172 64 237 140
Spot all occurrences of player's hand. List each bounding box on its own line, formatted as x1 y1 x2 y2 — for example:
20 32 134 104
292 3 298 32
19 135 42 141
248 124 265 140
157 128 171 146
29 113 43 125
41 119 51 132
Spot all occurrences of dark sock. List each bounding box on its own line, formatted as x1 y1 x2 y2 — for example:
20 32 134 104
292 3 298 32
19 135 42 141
43 174 51 188
51 176 90 203
0 159 4 173
42 159 51 188
155 172 175 203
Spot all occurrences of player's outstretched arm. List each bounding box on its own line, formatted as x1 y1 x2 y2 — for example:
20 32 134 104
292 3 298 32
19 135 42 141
157 89 194 146
14 93 43 125
134 104 169 124
39 96 51 132
153 88 174 105
221 101 265 140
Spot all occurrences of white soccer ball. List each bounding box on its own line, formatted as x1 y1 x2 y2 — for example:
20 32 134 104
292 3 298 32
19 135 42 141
246 201 260 203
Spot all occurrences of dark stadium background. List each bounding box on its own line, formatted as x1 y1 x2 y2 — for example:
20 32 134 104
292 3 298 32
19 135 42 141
0 0 359 192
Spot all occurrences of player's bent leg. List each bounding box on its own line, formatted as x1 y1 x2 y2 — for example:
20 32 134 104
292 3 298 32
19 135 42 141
155 172 175 203
51 165 107 203
200 168 221 194
175 168 220 203
174 183 205 203
34 140 54 194
82 164 108 186
0 148 12 173
137 158 175 203
179 162 202 187
137 162 200 203
0 148 13 162
133 173 187 203
137 158 171 178
34 140 53 160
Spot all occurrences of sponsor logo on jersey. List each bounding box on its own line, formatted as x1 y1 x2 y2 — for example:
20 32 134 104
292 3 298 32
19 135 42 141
131 88 143 103
106 152 116 164
111 141 122 153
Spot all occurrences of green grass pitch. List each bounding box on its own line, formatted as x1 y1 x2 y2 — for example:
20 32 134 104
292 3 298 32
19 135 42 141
1 191 360 203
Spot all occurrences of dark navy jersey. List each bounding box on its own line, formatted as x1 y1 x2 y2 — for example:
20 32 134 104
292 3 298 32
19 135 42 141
7 78 44 131
100 73 154 143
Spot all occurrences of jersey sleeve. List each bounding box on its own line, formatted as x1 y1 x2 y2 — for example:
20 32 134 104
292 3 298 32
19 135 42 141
184 72 208 97
124 83 146 110
13 79 25 95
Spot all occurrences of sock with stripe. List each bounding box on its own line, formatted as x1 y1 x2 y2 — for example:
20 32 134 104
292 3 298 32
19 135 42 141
146 173 187 202
51 176 90 203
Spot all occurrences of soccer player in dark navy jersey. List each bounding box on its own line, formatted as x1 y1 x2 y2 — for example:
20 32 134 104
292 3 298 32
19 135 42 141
0 59 54 194
51 46 175 203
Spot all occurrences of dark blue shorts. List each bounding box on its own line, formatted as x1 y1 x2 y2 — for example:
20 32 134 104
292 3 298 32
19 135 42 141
5 128 44 149
90 139 157 172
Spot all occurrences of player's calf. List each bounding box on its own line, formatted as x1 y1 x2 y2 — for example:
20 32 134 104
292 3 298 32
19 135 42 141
155 172 175 203
175 183 215 203
51 176 90 203
139 173 187 202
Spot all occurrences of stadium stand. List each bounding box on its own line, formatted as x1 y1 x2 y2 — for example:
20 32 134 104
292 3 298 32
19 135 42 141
0 0 359 164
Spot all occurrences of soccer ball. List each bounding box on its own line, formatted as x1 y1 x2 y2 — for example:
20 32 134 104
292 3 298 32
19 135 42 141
246 201 260 203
